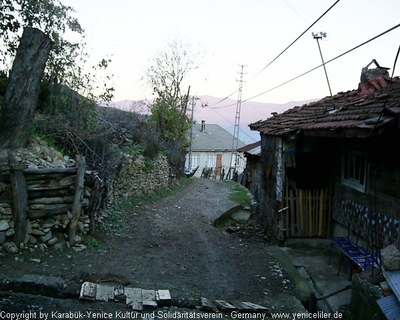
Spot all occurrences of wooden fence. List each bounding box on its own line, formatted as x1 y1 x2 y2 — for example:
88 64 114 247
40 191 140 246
284 186 333 238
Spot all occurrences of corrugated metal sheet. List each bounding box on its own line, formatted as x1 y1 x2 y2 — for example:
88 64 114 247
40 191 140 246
378 267 400 319
238 141 261 156
383 267 400 302
377 295 400 320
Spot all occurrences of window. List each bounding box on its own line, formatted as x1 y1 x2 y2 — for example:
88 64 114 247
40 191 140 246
342 150 367 192
235 154 241 166
190 155 199 169
207 154 216 168
230 153 241 167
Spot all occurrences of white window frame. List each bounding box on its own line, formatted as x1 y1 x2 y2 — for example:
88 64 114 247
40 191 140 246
207 154 216 168
342 150 367 193
230 153 241 167
191 155 199 169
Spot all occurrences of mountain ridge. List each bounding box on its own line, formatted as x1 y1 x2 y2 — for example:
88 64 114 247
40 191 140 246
110 96 317 144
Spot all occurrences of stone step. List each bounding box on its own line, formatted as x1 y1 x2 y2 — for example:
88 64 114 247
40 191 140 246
79 281 96 300
79 282 268 314
214 299 236 312
124 287 143 311
95 283 115 302
156 289 172 306
142 289 157 309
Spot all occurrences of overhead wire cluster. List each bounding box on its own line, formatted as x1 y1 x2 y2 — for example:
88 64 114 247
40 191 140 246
199 0 400 142
209 1 400 110
209 0 341 108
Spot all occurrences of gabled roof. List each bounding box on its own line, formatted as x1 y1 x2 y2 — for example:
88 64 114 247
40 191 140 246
190 123 245 152
250 66 400 139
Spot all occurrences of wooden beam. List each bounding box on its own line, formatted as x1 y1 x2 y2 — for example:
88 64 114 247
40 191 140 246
68 156 86 246
8 153 28 246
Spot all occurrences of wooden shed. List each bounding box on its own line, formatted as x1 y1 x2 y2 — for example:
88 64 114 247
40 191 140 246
249 62 400 246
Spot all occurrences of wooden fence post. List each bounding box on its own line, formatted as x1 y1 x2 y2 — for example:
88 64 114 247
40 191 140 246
69 156 86 246
8 153 28 246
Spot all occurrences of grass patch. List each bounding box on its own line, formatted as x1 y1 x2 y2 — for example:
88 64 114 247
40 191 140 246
103 177 191 235
82 237 101 250
225 180 252 207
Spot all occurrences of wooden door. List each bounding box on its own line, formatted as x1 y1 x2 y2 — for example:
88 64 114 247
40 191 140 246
216 154 222 176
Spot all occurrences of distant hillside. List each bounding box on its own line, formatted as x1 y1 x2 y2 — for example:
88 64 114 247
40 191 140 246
110 96 317 144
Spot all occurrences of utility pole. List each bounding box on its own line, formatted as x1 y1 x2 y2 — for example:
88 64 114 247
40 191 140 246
229 64 246 180
188 95 195 171
312 32 335 109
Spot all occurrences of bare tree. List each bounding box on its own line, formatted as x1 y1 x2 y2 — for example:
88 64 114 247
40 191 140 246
145 38 201 176
146 38 200 113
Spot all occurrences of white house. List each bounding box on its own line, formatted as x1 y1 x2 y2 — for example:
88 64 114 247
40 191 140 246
185 120 246 179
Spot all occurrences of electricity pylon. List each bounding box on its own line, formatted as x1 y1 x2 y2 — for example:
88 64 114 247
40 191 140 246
229 64 246 180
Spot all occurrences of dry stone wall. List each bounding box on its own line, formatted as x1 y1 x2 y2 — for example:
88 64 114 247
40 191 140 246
107 153 170 206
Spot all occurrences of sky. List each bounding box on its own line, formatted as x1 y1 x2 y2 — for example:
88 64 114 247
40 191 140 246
62 0 400 107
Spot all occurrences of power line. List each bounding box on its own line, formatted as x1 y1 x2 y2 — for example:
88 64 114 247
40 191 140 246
282 0 309 24
209 0 341 107
206 41 400 145
212 22 400 108
249 0 340 83
209 107 257 143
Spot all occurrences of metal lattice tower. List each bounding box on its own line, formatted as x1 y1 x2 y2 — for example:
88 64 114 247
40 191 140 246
229 64 246 179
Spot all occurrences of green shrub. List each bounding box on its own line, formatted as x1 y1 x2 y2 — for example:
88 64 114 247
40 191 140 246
225 181 252 207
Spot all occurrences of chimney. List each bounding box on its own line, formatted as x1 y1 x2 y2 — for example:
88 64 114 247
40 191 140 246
200 120 206 132
359 59 391 95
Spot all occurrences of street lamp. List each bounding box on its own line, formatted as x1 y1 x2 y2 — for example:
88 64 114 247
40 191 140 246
312 32 335 108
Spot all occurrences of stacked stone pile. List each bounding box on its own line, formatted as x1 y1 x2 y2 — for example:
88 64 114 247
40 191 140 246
11 136 76 169
0 137 89 253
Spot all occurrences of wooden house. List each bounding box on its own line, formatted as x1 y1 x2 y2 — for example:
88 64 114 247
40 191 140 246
249 61 400 247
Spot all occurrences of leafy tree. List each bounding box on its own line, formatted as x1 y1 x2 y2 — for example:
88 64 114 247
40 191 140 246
145 38 200 177
1 0 83 69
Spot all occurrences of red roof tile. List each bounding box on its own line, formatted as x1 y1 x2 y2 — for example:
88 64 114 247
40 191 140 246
250 75 400 138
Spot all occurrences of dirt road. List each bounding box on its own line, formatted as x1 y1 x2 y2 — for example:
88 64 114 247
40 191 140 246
0 178 297 316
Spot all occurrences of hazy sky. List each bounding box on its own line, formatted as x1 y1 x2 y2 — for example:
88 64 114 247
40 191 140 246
63 0 400 106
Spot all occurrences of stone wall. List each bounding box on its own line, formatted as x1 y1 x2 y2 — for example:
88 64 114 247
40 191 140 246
347 275 385 320
106 153 170 206
0 137 172 254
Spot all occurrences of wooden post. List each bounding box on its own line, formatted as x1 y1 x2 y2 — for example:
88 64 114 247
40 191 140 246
308 190 313 237
285 178 289 238
8 153 28 246
291 189 299 237
69 156 86 246
299 189 304 237
318 189 324 237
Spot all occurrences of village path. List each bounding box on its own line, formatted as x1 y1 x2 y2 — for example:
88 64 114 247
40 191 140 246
0 178 298 316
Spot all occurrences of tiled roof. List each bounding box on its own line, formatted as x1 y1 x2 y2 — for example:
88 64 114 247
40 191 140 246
249 74 400 138
190 123 245 152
